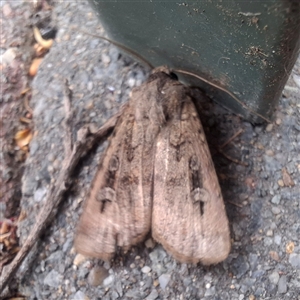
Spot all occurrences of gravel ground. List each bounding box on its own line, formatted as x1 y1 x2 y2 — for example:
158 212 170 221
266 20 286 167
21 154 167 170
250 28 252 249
1 1 300 299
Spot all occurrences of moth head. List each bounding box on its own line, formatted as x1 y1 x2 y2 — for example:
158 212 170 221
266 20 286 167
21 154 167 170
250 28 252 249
151 66 178 81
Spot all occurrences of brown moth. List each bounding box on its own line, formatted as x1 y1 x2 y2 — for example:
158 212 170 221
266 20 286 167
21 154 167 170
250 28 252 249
75 66 230 265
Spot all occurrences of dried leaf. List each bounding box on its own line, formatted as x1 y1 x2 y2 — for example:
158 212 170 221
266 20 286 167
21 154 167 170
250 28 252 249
14 128 32 149
29 57 43 76
281 168 295 187
286 241 295 254
0 232 11 243
269 250 280 261
34 42 48 57
0 220 10 234
33 26 53 49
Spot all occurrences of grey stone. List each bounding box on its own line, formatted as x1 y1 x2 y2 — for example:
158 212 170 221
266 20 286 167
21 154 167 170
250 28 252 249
278 275 288 294
62 238 73 252
46 250 63 263
158 273 171 290
115 280 123 297
249 253 259 270
145 289 159 300
231 255 250 279
289 253 300 269
274 235 282 245
141 266 151 274
77 266 89 279
33 187 47 202
111 290 119 300
269 271 280 285
252 270 265 279
152 263 167 277
125 290 143 299
204 286 216 297
183 277 192 286
103 274 114 286
149 246 167 263
254 287 265 297
271 195 281 204
264 237 273 246
43 270 63 288
73 290 88 300
272 207 281 215
242 278 256 287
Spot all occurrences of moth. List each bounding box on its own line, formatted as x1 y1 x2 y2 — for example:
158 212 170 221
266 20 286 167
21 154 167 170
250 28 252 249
75 66 230 265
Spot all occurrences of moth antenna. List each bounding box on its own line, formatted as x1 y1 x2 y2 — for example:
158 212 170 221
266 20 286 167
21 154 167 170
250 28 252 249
174 69 271 123
77 30 154 70
78 30 270 123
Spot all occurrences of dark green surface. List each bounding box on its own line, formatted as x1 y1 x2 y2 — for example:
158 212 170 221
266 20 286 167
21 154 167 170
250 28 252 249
89 0 300 122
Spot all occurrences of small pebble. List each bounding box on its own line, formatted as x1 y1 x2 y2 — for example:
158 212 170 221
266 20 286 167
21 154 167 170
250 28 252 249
44 270 63 288
271 207 281 215
103 275 114 287
274 235 282 245
266 149 274 156
271 195 281 205
269 251 280 261
101 53 111 65
153 280 159 287
158 274 171 290
73 253 87 266
145 238 156 249
205 283 211 289
145 289 158 300
249 295 255 300
278 275 287 294
73 290 89 300
277 179 284 187
289 253 300 268
275 118 282 125
88 265 109 286
266 229 273 236
265 124 273 132
269 271 279 285
141 266 151 274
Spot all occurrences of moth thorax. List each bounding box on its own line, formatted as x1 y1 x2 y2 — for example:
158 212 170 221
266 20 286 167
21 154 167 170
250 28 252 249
97 187 116 203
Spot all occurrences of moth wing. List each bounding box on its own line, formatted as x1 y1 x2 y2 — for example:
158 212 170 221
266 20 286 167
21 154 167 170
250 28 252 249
152 96 230 265
75 91 158 260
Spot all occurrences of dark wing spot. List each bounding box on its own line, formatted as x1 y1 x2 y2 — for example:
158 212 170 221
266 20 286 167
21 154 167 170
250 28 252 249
109 155 119 172
97 187 116 213
189 155 203 190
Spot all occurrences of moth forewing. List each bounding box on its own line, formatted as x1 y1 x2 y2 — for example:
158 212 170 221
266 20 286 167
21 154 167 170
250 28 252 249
75 91 154 259
75 73 168 260
152 79 230 265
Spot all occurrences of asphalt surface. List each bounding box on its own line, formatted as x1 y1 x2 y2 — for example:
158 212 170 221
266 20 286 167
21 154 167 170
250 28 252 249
1 1 300 299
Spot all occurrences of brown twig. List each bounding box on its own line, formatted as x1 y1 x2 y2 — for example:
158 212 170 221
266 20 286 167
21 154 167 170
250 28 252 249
0 91 126 293
227 200 243 208
63 79 73 157
211 129 248 166
219 129 244 149
24 94 33 115
218 148 248 167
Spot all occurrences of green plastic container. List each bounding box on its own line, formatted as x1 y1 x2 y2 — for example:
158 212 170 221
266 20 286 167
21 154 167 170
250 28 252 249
88 0 300 122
